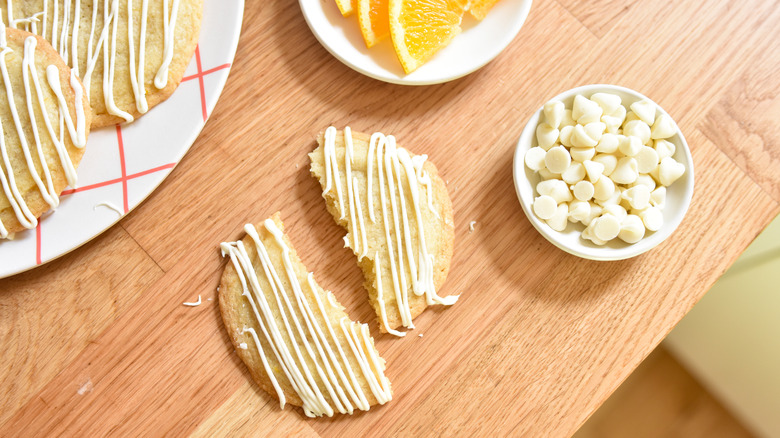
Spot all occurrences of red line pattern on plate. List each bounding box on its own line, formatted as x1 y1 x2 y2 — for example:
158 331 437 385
193 46 207 122
35 223 42 265
116 125 129 214
34 49 231 266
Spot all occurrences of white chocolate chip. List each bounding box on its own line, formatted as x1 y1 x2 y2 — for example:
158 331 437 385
630 98 656 126
632 174 657 191
571 124 598 147
596 133 619 153
543 100 565 129
649 164 660 183
561 109 576 128
611 157 639 185
584 122 606 143
650 186 666 207
623 120 651 145
583 227 608 246
592 154 617 176
624 111 641 124
545 146 572 174
583 160 605 183
659 156 685 186
651 113 676 139
570 147 596 162
622 184 651 210
634 146 660 173
582 203 603 226
593 175 615 201
591 92 622 114
573 180 595 201
603 204 627 222
572 95 603 125
546 203 569 231
533 195 558 220
562 162 586 184
536 123 560 149
601 105 626 134
559 125 574 148
568 200 591 222
525 147 547 171
618 215 645 244
594 214 621 241
538 168 560 181
618 135 643 157
537 179 573 203
654 139 676 160
596 186 623 207
640 206 664 231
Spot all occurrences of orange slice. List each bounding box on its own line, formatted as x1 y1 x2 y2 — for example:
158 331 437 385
335 0 356 16
357 0 390 48
388 0 467 74
468 0 501 20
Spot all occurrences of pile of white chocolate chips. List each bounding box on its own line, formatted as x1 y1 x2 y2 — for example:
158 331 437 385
525 93 686 245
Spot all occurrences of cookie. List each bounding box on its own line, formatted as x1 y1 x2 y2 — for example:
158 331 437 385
0 22 91 238
219 213 393 417
2 0 203 127
309 127 456 336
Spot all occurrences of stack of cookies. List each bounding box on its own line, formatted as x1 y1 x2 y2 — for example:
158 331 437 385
0 0 202 238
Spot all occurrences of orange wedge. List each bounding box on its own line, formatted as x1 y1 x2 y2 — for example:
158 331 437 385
468 0 501 20
388 0 467 74
357 0 390 48
335 0 356 16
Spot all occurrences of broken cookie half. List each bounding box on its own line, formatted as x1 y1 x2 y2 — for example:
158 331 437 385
309 127 457 336
219 213 392 417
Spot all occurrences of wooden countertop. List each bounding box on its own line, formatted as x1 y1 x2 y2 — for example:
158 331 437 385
2 0 779 436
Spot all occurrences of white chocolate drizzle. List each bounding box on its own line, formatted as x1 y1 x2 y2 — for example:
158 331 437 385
319 126 458 336
0 16 86 238
5 0 183 123
220 220 392 417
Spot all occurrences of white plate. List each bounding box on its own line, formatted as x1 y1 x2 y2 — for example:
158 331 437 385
300 0 533 85
513 84 695 261
0 0 245 279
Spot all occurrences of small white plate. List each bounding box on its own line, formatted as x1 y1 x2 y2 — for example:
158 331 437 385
299 0 533 85
0 0 245 279
513 84 695 261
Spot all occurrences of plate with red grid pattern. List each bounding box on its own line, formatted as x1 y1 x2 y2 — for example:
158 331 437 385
0 1 244 279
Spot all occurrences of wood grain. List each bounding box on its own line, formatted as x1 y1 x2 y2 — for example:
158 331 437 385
555 0 637 38
1 0 779 436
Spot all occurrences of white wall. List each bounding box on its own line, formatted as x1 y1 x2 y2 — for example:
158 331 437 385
665 215 780 438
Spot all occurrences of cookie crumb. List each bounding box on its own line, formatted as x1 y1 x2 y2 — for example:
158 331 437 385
77 378 93 395
183 295 202 307
469 221 476 232
418 334 423 338
295 164 299 169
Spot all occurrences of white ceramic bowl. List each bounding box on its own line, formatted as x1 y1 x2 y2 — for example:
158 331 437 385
299 0 533 85
512 84 695 261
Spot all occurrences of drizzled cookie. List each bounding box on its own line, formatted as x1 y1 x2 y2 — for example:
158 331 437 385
1 0 202 127
309 127 456 336
219 213 393 417
0 21 90 238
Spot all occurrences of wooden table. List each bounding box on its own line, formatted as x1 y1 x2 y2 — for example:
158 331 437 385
2 0 779 436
